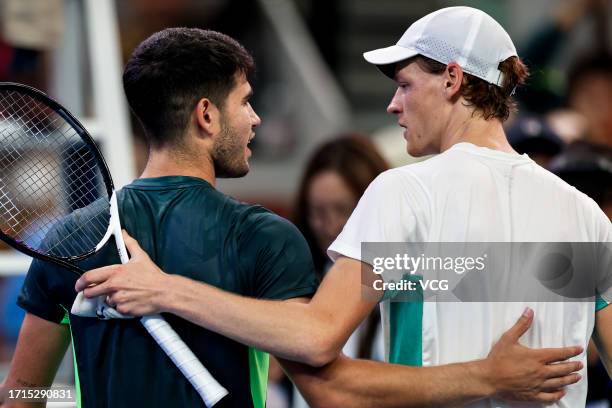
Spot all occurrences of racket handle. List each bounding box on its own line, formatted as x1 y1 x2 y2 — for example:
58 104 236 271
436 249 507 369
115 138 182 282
140 314 228 407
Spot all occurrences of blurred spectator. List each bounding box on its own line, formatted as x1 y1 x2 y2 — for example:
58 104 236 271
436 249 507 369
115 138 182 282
550 141 612 217
507 115 565 167
294 134 389 279
294 134 389 361
518 0 612 155
550 140 612 405
567 52 612 147
267 134 389 408
518 0 609 114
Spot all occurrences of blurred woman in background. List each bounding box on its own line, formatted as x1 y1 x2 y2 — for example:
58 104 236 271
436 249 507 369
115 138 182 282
294 134 389 282
271 134 389 408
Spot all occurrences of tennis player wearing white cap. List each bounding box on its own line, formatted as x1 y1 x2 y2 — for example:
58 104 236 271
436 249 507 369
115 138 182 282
78 7 610 407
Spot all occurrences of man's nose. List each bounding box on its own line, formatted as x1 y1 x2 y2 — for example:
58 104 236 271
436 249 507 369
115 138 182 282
387 89 402 114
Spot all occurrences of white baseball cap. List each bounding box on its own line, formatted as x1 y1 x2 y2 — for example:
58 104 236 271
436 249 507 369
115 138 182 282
363 6 517 86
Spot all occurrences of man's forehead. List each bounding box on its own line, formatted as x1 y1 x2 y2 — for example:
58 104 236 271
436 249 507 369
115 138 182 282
230 73 252 95
393 60 419 80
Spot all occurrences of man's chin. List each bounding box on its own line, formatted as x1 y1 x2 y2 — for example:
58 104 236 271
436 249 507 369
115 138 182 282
407 144 424 158
215 162 250 179
407 142 437 158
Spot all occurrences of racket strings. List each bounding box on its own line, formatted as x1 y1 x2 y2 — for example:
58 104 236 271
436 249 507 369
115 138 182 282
0 131 108 256
0 89 110 258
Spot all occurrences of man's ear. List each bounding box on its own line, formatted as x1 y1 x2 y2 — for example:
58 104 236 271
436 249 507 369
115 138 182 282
444 62 464 100
194 98 221 138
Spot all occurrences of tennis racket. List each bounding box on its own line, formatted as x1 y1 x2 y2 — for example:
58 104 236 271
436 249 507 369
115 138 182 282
0 82 228 407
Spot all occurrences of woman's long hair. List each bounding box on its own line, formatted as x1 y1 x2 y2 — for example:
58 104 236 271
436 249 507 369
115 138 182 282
294 134 390 276
294 134 389 359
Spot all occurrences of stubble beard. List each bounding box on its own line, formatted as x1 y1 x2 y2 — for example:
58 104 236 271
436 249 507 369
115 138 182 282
211 116 250 178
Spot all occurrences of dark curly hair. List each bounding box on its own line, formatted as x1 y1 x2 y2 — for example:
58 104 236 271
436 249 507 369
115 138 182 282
123 28 255 148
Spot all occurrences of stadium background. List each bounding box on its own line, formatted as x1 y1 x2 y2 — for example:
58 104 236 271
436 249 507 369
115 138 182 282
0 0 610 406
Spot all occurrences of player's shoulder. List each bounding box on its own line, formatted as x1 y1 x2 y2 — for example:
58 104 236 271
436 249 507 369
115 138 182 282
518 163 610 237
371 165 426 187
233 203 297 236
230 203 309 256
563 184 611 236
206 191 295 236
369 164 432 200
534 166 604 213
38 198 109 254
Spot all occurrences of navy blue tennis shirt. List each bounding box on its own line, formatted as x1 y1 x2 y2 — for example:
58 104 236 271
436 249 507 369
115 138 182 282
18 176 319 408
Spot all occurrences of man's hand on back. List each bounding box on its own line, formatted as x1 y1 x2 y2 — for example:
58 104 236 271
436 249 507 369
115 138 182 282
75 230 170 316
483 308 583 402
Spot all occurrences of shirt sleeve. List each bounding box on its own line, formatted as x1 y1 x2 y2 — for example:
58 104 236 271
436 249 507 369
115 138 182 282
17 258 70 324
596 295 610 312
327 169 430 265
237 210 319 300
16 217 81 324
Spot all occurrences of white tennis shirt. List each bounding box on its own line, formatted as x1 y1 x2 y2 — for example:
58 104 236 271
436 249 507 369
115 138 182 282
328 142 611 408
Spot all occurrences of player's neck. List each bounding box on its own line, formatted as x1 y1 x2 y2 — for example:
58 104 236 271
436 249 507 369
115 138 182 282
140 147 217 187
440 111 515 154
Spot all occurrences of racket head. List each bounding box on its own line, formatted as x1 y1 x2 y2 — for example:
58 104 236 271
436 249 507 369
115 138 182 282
0 82 115 270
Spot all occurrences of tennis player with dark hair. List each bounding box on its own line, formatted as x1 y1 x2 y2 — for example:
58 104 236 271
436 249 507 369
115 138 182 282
2 28 319 408
77 7 606 408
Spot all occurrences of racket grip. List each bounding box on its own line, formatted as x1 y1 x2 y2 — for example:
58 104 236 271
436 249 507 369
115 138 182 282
140 314 228 407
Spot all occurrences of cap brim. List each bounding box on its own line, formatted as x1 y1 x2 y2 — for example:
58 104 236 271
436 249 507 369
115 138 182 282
363 45 419 78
